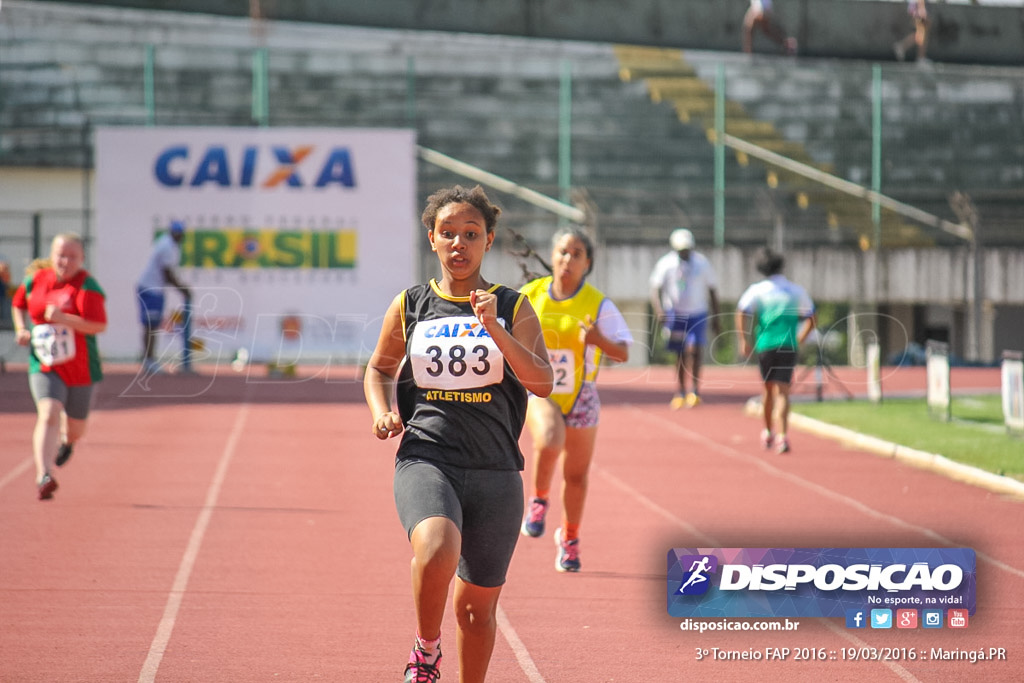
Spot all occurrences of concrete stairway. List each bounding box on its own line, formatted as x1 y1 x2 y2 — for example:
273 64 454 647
1 1 1021 249
613 44 938 248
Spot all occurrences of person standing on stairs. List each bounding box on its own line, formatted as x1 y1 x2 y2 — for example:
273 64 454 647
893 0 930 64
743 0 798 56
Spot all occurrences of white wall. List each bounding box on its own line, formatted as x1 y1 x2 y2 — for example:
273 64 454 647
4 166 1022 365
0 168 90 212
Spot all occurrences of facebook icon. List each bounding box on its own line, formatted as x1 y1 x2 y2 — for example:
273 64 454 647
845 609 867 629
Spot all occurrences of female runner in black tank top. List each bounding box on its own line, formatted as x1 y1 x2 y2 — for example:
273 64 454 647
364 185 552 683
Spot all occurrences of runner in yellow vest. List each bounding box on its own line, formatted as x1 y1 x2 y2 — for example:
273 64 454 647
521 276 605 414
519 229 633 572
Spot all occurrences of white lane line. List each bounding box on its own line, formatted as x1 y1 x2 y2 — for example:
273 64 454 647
625 405 1024 582
0 457 33 491
594 464 717 546
137 403 249 683
596 457 924 683
496 604 546 683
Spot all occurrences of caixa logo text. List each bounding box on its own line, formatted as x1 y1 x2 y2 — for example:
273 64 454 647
154 144 356 189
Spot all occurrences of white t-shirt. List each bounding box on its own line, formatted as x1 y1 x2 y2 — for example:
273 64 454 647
649 251 718 316
137 233 181 290
585 299 634 374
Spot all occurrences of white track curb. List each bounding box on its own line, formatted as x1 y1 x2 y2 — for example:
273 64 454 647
744 399 1024 501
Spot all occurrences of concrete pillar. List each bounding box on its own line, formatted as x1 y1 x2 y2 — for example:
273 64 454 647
848 302 877 368
981 300 996 364
885 304 916 360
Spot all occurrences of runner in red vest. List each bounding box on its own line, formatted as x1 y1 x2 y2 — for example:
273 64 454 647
11 234 107 500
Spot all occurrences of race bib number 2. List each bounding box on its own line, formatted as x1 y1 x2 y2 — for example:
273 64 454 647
548 348 576 395
409 315 505 390
31 324 76 366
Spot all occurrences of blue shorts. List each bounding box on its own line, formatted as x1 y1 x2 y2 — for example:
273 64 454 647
663 311 708 353
137 287 165 326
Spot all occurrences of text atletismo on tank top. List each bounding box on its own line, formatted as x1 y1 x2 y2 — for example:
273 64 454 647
395 280 529 470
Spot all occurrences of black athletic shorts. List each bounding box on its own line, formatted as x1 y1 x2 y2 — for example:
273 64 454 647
393 457 523 588
757 348 798 385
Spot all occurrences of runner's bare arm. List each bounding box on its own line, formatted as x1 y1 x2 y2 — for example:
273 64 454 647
44 305 107 335
471 290 553 397
364 294 406 439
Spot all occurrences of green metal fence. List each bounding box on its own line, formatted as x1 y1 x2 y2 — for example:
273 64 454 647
2 32 1023 252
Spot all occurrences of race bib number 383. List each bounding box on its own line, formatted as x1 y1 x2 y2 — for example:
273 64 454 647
409 315 505 390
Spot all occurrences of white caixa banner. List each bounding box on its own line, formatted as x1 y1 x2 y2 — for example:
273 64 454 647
94 126 416 366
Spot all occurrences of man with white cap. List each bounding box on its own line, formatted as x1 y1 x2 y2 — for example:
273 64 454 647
136 220 191 373
649 228 721 409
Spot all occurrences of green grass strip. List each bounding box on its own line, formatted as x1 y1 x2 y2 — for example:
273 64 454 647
792 395 1024 483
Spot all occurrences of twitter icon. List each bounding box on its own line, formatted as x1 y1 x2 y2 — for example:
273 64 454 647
871 609 893 629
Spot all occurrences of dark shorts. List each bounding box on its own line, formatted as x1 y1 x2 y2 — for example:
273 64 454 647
393 457 523 588
663 311 708 353
137 287 166 326
757 348 798 385
29 371 96 420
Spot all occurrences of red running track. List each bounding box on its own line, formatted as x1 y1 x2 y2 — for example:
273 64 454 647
0 363 1020 682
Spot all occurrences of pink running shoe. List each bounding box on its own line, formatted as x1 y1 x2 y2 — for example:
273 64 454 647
404 644 441 683
554 527 581 573
520 497 548 538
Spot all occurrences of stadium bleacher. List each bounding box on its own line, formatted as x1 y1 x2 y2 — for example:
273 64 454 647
2 0 1023 250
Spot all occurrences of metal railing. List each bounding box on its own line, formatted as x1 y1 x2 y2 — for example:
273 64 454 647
3 31 1023 251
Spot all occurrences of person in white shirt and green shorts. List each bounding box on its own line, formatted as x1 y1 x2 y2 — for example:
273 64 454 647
736 247 816 454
